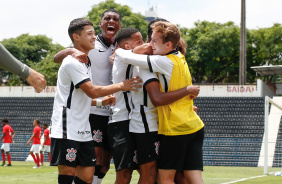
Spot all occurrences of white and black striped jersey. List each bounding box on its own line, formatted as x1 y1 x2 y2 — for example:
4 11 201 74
88 34 116 116
109 55 133 123
130 66 159 133
115 48 177 93
50 55 92 142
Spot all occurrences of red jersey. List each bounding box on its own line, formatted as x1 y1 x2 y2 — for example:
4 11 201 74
2 124 14 143
43 128 51 145
33 126 42 144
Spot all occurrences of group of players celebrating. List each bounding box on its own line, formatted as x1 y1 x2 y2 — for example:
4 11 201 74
47 8 205 184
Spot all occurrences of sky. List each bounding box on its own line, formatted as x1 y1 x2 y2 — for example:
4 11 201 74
0 0 281 47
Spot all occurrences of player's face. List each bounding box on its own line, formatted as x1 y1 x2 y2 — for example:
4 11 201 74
128 32 144 49
150 31 167 55
100 12 121 39
77 25 96 52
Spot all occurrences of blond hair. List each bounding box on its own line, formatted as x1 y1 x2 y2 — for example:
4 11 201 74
151 21 180 49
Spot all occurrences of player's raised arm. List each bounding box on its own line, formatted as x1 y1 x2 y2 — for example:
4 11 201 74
54 48 88 64
79 76 142 99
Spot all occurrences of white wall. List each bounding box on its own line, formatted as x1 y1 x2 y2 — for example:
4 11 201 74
0 79 276 97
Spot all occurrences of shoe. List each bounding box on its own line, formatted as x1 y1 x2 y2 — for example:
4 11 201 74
5 164 11 166
33 165 40 169
46 164 50 166
1 162 5 166
40 162 42 166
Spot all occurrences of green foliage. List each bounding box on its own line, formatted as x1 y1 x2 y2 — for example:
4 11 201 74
0 34 64 86
86 0 148 41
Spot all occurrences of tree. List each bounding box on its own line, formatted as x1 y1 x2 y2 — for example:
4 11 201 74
86 0 148 41
184 21 241 83
0 34 64 86
249 24 282 82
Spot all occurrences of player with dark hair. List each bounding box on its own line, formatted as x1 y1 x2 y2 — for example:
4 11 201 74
0 118 15 166
50 18 140 184
40 123 51 166
108 27 143 184
53 9 122 184
27 119 42 168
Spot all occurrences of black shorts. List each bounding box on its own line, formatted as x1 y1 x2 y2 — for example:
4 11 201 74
158 127 204 171
108 120 137 171
133 131 159 166
50 138 96 167
89 114 110 150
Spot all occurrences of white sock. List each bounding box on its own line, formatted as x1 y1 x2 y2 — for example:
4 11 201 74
92 175 98 184
97 178 103 184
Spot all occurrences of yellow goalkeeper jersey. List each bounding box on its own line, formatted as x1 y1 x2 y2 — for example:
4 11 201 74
157 52 204 136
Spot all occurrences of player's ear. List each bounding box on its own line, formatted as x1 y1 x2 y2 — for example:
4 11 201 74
124 43 131 50
72 33 79 42
165 41 173 49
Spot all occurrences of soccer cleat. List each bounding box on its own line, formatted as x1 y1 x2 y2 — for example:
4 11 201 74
40 162 43 166
5 164 11 166
1 162 5 166
33 165 41 169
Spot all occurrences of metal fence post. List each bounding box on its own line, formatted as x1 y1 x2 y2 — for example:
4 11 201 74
24 134 26 161
235 138 238 167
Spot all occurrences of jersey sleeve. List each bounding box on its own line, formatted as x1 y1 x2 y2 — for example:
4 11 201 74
138 68 159 88
3 126 7 134
115 49 174 76
44 129 48 136
0 43 31 79
64 59 91 89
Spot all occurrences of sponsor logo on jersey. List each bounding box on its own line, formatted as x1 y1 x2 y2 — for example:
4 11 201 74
66 148 77 162
93 130 103 143
154 141 160 155
77 131 91 135
96 106 109 110
98 49 106 52
133 150 138 164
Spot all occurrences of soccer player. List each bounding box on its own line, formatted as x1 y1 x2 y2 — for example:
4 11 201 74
115 21 205 184
108 27 144 184
27 119 42 168
0 118 15 166
40 123 51 166
54 9 121 184
50 18 140 184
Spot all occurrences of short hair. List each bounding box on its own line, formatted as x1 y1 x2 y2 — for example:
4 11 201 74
151 21 180 49
43 123 48 127
2 118 8 123
147 18 168 42
34 119 40 124
116 28 139 46
68 18 93 42
101 9 121 20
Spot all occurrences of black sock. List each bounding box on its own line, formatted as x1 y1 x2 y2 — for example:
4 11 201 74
73 176 88 184
97 172 105 179
58 175 74 184
94 165 102 176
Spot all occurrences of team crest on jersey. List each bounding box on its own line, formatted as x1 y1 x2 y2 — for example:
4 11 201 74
66 148 77 162
133 150 138 164
154 141 160 155
93 130 103 143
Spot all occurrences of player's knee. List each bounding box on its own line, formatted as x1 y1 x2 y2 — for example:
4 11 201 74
73 175 92 184
1 149 4 154
6 152 10 155
30 151 33 155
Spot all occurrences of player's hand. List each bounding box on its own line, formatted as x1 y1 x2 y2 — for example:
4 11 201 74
133 43 153 55
26 68 47 93
187 85 200 98
193 105 198 113
102 95 116 106
109 52 117 64
121 76 142 92
71 48 88 64
26 141 30 146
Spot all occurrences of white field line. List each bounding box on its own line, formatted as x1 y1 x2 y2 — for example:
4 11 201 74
221 175 267 184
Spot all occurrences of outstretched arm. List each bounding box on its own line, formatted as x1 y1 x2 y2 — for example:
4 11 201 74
79 77 142 99
0 43 46 93
54 48 88 64
146 81 200 107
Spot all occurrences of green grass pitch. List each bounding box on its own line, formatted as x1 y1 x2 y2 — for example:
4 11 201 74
0 162 282 184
